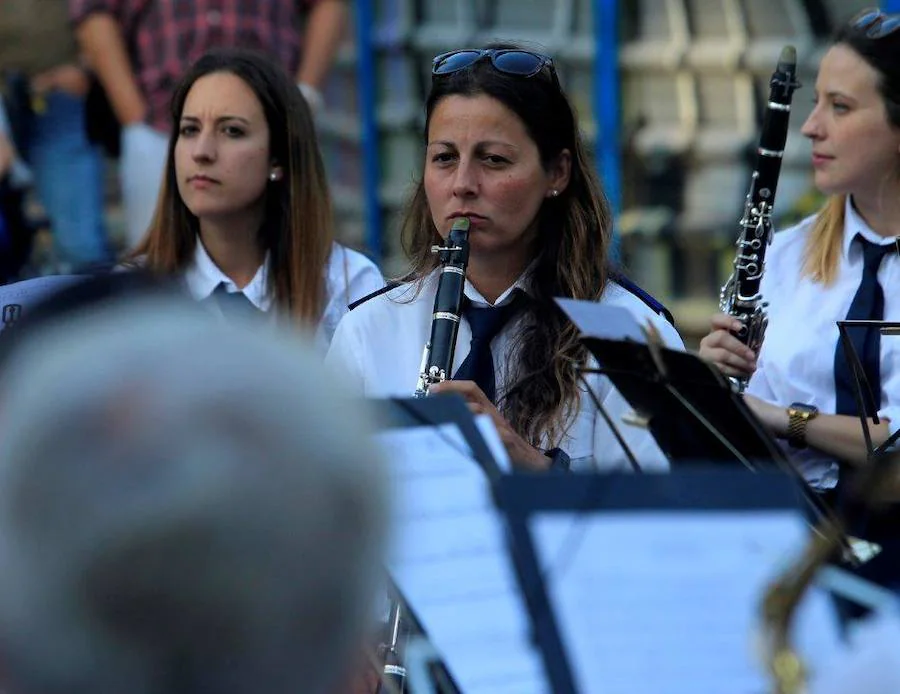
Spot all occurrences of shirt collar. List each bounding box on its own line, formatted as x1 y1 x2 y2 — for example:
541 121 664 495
461 260 536 308
842 196 899 260
183 237 273 312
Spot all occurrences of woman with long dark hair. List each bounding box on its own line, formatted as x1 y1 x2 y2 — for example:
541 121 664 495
125 47 383 347
327 44 683 471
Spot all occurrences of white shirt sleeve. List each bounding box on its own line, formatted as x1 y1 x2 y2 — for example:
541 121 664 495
320 246 385 348
324 311 369 396
343 250 386 307
746 352 780 402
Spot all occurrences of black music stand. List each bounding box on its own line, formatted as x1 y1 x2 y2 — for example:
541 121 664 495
491 469 835 694
553 299 846 539
832 320 900 600
555 298 785 470
836 319 900 459
383 393 504 481
374 392 512 694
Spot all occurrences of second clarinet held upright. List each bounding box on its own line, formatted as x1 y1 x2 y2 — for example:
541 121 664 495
719 45 802 391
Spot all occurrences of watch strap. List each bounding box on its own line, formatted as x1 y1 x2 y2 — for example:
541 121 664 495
787 405 816 449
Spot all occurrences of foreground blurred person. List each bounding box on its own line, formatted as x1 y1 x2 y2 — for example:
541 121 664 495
0 292 387 694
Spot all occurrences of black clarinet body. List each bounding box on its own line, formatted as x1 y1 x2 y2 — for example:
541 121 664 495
375 600 407 694
719 45 801 391
375 218 471 694
414 217 471 398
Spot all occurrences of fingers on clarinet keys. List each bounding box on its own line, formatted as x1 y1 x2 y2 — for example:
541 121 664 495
698 332 757 378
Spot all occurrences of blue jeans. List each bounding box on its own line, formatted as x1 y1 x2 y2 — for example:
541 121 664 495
27 91 110 267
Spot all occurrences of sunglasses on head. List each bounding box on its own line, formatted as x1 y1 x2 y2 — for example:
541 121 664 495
432 49 557 81
852 8 900 39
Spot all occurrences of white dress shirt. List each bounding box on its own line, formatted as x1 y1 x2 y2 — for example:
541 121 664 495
183 238 384 350
325 269 685 472
747 197 900 489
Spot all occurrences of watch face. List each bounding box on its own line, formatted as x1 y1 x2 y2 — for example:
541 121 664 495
790 402 818 415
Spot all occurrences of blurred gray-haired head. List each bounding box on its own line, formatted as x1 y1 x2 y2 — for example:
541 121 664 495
0 297 387 694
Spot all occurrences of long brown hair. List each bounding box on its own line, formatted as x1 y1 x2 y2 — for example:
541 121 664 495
401 43 615 448
801 15 900 284
126 48 333 326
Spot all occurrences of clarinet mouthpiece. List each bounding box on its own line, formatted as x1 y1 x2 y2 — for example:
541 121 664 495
777 45 797 73
451 217 471 233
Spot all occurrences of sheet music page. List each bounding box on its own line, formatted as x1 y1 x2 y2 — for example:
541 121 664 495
555 298 648 343
377 424 550 694
810 606 900 694
530 511 843 694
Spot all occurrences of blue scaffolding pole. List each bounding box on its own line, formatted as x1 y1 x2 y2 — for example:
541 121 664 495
594 0 622 217
354 0 383 261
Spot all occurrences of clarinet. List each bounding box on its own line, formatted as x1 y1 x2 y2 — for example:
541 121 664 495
719 45 801 392
414 216 471 398
375 217 471 694
375 600 406 694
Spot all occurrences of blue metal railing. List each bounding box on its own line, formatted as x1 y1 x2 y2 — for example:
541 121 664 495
594 0 622 218
354 0 384 260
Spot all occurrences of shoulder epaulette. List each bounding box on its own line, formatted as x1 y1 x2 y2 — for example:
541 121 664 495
610 273 676 327
347 281 402 311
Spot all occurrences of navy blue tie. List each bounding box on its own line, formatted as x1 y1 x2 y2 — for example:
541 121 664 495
211 283 263 320
831 236 900 592
454 293 525 404
833 235 895 416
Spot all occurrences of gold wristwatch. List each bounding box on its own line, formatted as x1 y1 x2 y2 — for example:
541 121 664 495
786 402 818 449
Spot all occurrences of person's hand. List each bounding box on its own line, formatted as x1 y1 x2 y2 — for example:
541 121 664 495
429 380 550 472
31 64 90 98
0 134 13 179
698 313 758 379
743 393 789 439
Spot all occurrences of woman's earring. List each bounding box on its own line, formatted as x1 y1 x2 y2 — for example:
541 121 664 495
269 171 278 182
549 189 559 197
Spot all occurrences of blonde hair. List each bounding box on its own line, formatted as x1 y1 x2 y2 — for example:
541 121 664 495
800 194 846 285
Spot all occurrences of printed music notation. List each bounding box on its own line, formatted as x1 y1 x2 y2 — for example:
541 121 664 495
529 512 843 694
376 424 550 694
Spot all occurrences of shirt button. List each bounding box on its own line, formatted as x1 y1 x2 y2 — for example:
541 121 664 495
207 10 222 25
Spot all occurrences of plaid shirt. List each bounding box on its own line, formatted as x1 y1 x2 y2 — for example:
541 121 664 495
69 0 320 133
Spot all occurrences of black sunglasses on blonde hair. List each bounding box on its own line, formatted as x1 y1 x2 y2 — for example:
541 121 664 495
432 49 558 84
852 8 900 39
